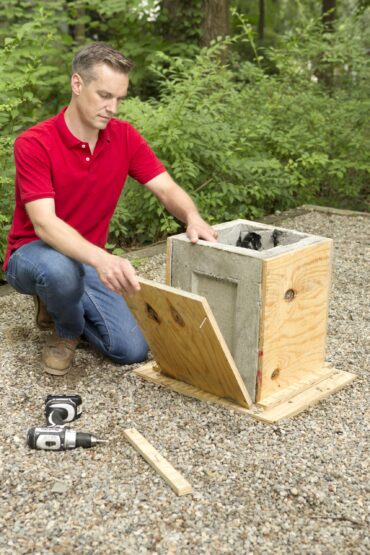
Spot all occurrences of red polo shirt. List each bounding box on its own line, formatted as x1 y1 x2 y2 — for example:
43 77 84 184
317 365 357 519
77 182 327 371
3 107 165 271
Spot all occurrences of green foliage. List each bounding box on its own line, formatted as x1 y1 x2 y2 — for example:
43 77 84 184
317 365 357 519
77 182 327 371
112 13 369 244
0 2 73 270
0 0 369 269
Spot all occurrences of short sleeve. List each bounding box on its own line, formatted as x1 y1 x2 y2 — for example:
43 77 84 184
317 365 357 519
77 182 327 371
14 137 55 204
126 124 166 184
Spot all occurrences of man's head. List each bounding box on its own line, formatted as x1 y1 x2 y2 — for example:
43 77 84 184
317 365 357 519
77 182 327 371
72 42 133 85
69 43 133 132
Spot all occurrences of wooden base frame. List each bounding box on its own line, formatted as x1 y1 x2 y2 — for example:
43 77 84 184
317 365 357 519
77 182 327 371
134 361 356 424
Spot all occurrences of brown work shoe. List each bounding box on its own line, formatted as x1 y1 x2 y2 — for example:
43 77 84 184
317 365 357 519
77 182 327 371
42 332 80 376
33 295 54 330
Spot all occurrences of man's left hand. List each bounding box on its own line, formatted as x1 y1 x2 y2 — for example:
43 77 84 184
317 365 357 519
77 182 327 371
186 213 218 244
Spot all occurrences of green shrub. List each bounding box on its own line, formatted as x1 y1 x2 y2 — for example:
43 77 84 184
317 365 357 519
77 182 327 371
0 3 369 268
114 14 369 245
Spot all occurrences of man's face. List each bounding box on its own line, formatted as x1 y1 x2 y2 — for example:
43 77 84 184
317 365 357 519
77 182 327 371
72 63 129 131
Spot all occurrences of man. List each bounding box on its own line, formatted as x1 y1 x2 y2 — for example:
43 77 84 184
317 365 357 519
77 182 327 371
3 42 217 376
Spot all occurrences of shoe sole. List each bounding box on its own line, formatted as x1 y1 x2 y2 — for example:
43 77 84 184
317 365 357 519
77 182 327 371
43 363 71 376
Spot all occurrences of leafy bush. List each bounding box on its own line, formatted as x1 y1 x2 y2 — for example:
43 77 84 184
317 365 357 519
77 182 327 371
0 2 369 268
114 13 370 244
0 4 72 271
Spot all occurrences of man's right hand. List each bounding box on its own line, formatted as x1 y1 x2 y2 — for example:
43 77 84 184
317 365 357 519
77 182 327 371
95 252 140 296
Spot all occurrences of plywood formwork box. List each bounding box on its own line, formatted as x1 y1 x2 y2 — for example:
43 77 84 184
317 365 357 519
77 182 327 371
167 219 333 403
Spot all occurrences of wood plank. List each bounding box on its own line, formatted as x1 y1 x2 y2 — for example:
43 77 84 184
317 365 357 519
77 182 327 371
124 278 252 408
123 427 192 496
254 370 356 424
134 362 257 416
134 363 356 424
257 240 332 402
257 364 335 409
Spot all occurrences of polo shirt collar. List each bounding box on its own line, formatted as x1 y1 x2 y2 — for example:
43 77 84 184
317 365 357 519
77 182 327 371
55 106 111 148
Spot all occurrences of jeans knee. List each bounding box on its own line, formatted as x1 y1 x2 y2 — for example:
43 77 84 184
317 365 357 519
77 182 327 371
41 257 85 299
108 336 149 365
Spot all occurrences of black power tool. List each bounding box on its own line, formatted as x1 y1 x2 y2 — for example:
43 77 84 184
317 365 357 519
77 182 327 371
27 394 107 451
27 426 106 450
45 393 83 426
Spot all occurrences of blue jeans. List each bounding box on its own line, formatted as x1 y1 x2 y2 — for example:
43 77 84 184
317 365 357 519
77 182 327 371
5 241 148 364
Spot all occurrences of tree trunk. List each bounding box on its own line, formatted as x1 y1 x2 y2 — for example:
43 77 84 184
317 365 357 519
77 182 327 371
200 0 230 47
322 0 336 32
74 7 86 43
320 0 336 89
160 0 185 41
258 0 265 41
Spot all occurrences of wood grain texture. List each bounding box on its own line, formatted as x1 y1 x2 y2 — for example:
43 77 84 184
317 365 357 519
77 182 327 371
134 363 355 424
257 240 332 401
257 364 335 409
255 370 356 423
134 362 256 416
124 278 252 408
123 427 193 496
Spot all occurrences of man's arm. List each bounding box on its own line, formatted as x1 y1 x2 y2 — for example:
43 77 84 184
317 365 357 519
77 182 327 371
143 172 218 243
25 198 140 296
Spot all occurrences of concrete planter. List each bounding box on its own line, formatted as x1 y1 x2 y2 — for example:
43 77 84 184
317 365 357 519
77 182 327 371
167 219 332 402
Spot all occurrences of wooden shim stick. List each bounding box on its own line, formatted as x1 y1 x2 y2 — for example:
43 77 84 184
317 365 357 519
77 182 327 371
123 428 193 496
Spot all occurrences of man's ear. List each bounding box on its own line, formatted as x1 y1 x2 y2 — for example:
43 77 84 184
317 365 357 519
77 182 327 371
71 73 83 96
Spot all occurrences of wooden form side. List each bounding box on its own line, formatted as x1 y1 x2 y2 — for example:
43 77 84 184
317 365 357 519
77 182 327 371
257 364 335 409
257 240 332 402
123 278 252 408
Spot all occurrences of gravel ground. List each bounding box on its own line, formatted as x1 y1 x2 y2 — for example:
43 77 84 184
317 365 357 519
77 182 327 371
0 209 369 555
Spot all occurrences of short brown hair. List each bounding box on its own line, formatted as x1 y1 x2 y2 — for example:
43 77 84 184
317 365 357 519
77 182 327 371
72 42 133 83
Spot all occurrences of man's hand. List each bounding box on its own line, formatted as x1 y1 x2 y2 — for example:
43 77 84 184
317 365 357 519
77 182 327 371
95 252 140 296
186 213 218 244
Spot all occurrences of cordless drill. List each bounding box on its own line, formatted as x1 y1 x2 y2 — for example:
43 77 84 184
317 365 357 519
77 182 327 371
27 426 106 450
27 394 107 451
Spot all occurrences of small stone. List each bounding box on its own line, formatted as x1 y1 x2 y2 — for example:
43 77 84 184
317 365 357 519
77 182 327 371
51 481 69 494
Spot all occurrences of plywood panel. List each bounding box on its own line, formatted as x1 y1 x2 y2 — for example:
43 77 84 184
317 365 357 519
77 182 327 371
134 362 256 415
124 279 252 408
256 370 356 423
257 364 335 409
134 363 355 424
257 240 332 401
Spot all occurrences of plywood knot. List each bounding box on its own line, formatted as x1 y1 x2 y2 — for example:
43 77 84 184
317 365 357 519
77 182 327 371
145 303 161 324
167 301 185 327
284 289 296 302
